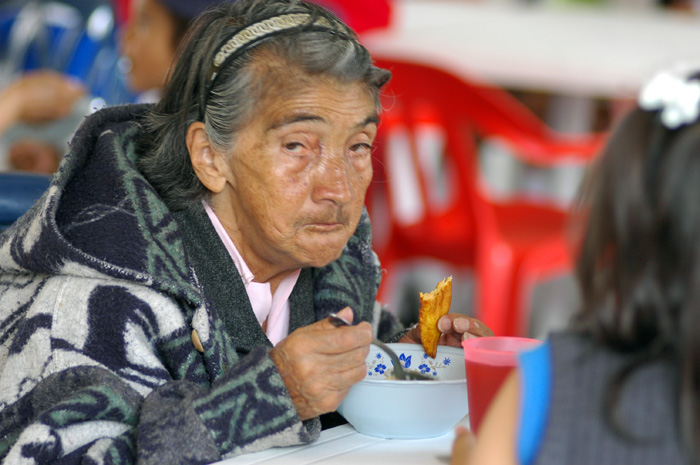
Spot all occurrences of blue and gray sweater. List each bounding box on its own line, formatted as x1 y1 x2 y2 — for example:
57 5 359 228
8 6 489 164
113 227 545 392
0 104 401 464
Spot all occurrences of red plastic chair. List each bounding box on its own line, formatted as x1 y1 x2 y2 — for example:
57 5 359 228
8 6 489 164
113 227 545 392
369 58 606 336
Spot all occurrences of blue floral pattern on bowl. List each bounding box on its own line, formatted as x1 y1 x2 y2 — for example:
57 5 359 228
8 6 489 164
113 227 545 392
366 350 453 379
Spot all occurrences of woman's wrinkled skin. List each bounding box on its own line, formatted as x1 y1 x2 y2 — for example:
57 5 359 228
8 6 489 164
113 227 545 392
190 73 377 292
272 306 371 420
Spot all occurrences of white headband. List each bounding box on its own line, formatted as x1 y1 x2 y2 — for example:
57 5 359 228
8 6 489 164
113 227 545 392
210 13 336 83
199 11 356 121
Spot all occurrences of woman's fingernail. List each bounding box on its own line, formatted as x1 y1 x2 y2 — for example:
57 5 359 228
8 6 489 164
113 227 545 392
438 318 451 332
454 318 470 333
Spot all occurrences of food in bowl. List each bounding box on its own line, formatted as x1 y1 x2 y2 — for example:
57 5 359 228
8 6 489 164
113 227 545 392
337 343 468 439
418 276 453 358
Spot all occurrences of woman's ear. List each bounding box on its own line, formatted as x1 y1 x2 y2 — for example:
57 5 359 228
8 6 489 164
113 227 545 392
187 122 229 193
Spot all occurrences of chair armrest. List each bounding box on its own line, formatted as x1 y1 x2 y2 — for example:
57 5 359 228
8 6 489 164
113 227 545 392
497 131 608 166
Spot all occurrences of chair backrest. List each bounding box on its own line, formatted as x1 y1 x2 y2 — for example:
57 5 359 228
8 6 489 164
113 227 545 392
368 92 478 266
0 172 51 231
368 57 604 271
374 59 604 166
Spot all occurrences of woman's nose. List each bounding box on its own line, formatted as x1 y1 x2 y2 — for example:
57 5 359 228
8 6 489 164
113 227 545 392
312 151 353 205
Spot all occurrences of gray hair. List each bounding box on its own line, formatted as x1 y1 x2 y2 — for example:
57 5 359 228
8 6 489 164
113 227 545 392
137 0 391 211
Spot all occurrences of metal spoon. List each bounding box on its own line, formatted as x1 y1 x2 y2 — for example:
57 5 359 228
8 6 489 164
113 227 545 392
328 313 432 381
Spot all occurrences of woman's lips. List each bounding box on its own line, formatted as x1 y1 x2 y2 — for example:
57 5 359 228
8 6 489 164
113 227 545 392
305 222 344 232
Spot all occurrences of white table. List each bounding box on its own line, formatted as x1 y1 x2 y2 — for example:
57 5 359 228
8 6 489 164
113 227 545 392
362 0 700 98
214 417 468 465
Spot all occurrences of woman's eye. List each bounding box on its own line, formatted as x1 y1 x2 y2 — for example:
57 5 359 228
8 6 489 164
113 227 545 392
349 143 372 156
284 142 306 152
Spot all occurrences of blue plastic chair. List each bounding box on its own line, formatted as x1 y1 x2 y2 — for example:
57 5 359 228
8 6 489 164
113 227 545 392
0 0 135 105
0 172 51 231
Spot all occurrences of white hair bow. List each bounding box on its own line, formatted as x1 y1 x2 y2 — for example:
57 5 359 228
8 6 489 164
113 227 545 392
639 67 700 130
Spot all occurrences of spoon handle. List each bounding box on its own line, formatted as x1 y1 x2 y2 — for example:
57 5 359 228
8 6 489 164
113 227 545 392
370 339 409 380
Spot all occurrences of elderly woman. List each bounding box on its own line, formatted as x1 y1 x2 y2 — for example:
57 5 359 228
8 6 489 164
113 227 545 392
0 1 490 464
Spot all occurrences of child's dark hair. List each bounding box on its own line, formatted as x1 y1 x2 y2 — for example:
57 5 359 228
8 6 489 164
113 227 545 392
573 73 700 460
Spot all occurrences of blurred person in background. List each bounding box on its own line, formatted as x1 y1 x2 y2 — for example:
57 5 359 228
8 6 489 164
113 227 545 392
120 0 224 101
0 0 116 173
0 70 85 172
1 0 218 172
451 65 700 465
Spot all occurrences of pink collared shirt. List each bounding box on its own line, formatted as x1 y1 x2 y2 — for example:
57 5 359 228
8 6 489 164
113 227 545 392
203 202 300 346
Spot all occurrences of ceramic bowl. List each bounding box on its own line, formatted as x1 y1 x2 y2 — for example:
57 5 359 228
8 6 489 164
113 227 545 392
337 343 468 439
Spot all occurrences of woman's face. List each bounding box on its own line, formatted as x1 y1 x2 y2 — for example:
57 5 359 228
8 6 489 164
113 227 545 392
211 78 377 277
121 0 177 92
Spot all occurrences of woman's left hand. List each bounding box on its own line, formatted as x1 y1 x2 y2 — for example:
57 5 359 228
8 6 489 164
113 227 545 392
399 314 493 347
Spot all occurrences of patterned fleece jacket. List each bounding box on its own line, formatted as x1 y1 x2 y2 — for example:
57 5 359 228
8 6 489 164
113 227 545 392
0 104 402 464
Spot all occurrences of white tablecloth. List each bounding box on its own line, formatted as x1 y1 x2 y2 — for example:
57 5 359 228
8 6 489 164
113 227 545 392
214 416 469 465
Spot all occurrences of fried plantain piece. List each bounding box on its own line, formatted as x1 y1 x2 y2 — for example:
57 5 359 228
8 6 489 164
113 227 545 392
418 276 453 358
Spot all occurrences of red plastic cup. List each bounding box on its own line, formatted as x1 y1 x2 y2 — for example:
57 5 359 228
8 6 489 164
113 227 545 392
462 336 541 434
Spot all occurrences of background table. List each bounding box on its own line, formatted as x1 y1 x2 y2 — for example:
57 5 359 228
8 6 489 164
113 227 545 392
362 0 700 98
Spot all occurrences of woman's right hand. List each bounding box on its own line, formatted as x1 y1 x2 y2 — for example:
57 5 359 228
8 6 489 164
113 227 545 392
270 306 372 420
